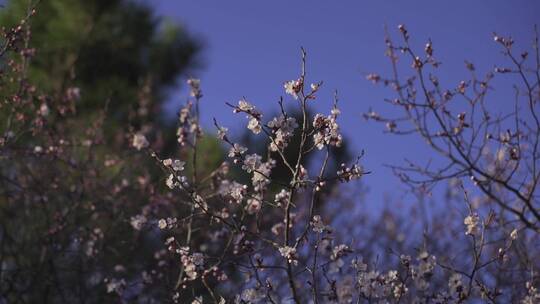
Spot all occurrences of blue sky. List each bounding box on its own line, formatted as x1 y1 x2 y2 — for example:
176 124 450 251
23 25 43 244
153 0 540 203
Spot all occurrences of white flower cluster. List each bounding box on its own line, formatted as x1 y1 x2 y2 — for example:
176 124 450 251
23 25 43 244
218 180 247 204
238 288 264 303
464 213 480 236
233 99 263 135
312 107 342 150
330 244 351 261
296 165 309 188
311 215 329 233
242 154 261 173
522 281 540 304
356 268 404 299
251 159 274 191
157 217 178 230
163 158 185 171
177 102 201 146
179 247 205 281
166 173 188 190
267 115 298 151
411 251 437 290
279 246 298 265
217 126 228 140
238 153 275 192
228 143 248 160
448 273 466 300
104 278 126 295
130 214 147 230
328 244 351 273
284 78 303 99
246 195 262 214
337 162 364 182
187 78 202 99
274 189 289 207
132 133 149 150
85 228 104 257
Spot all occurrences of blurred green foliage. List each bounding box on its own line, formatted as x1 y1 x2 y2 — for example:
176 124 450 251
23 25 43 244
1 0 200 125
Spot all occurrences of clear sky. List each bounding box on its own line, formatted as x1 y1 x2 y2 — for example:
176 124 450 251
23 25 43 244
152 0 540 203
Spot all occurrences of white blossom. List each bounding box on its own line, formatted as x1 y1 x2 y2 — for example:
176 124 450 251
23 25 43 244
246 197 261 214
240 288 264 303
187 78 202 98
228 143 248 158
105 278 126 294
217 126 228 140
172 160 185 171
132 133 149 150
274 189 289 207
247 117 262 134
510 228 518 240
130 214 147 230
284 79 302 99
219 180 247 204
464 213 480 236
522 281 540 304
311 215 328 233
448 273 465 299
268 115 298 151
279 246 297 265
312 110 342 149
238 99 255 112
242 154 262 173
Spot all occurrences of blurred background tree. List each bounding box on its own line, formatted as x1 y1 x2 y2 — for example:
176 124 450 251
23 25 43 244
1 0 200 128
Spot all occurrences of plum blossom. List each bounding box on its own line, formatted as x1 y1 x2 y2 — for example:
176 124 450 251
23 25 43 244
246 196 262 214
217 126 228 140
228 143 248 158
337 163 364 182
105 278 126 294
267 115 298 151
464 213 480 236
242 154 262 173
510 228 518 240
237 99 255 112
132 133 149 150
312 109 343 149
251 160 274 191
448 273 466 299
219 180 247 204
180 249 204 281
274 189 289 207
163 159 185 171
311 215 328 233
522 281 540 304
187 78 202 98
158 217 177 230
130 214 147 230
240 288 264 303
284 78 302 99
296 165 309 188
412 251 437 290
279 246 298 265
233 99 263 135
247 117 262 134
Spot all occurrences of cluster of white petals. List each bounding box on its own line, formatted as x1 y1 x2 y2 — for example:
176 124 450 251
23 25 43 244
279 246 298 265
312 107 343 149
464 213 480 236
132 133 149 150
284 78 302 99
267 115 298 151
